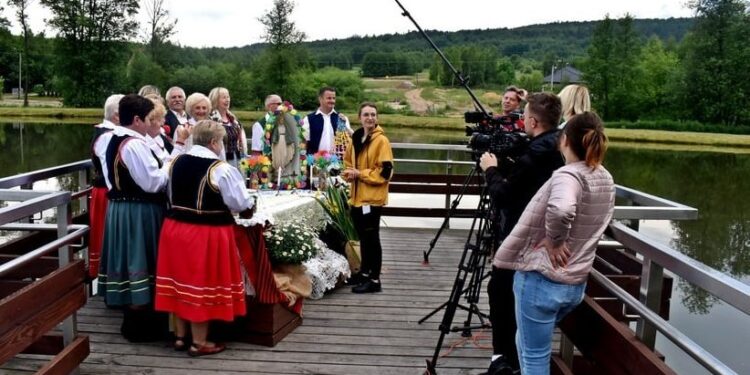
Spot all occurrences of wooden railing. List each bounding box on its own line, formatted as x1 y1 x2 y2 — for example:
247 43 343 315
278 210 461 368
3 153 747 374
0 186 90 374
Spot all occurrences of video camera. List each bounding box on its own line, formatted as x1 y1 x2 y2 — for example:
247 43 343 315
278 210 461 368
465 111 529 160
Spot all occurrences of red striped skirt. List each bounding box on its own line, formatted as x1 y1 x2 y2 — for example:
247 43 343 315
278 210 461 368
88 186 108 279
155 218 246 322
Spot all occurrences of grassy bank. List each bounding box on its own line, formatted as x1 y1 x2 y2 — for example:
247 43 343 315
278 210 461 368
3 107 750 149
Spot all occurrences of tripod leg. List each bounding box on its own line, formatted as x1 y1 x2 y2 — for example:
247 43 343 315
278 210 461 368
418 301 449 325
423 166 478 263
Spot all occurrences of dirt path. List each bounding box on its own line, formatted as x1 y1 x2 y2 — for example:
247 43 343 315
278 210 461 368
405 88 433 114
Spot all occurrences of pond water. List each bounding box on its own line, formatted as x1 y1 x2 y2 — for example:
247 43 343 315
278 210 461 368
1 121 748 374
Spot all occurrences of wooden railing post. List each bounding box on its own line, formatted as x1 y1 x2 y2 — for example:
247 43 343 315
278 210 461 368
559 333 575 367
56 201 79 371
637 257 663 349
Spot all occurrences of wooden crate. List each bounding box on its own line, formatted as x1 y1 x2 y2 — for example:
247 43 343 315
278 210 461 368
212 298 302 347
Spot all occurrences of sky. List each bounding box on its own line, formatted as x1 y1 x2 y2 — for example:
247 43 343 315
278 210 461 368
2 0 694 48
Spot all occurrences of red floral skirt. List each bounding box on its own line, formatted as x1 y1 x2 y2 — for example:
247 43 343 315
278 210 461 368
155 218 246 322
88 186 108 279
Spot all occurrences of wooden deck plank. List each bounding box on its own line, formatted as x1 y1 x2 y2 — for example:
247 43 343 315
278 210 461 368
3 228 502 374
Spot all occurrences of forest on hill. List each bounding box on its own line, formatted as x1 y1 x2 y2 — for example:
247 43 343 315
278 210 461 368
2 0 748 127
0 11 694 104
185 18 695 74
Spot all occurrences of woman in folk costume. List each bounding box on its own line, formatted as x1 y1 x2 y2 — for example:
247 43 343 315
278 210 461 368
98 94 188 342
155 120 255 357
89 94 123 280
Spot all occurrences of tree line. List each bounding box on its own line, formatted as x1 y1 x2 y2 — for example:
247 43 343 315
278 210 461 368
584 0 750 125
0 0 694 109
0 0 748 125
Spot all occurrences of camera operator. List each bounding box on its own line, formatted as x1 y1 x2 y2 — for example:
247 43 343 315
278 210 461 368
478 92 564 375
500 85 527 116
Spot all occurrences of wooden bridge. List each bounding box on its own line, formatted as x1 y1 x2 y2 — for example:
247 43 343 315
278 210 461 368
2 147 749 374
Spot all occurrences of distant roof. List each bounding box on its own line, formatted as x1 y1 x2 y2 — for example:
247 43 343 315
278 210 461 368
543 65 583 84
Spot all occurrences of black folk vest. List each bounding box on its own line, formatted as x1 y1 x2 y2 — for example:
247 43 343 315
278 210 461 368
167 154 234 225
105 134 165 203
91 126 113 188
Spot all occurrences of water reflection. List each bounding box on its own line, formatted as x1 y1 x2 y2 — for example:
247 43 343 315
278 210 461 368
605 146 750 313
0 122 92 177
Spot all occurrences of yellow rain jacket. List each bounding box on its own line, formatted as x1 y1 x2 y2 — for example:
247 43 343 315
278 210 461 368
344 126 394 207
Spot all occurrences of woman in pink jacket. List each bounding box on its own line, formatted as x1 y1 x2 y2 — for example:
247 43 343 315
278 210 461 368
492 112 615 374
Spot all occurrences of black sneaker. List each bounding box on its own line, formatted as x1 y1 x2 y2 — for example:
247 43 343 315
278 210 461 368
352 279 382 293
479 356 516 375
345 273 369 286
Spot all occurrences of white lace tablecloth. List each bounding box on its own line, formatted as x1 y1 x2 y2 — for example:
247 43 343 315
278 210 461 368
235 190 327 229
304 239 351 299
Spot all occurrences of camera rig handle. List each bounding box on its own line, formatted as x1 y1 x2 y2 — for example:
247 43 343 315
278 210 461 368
394 0 489 117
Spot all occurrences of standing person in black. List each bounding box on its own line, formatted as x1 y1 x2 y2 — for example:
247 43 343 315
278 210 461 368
164 86 191 139
478 92 565 375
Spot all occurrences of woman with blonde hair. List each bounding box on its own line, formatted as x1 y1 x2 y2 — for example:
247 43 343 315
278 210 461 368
185 93 212 122
155 120 254 356
144 97 174 163
209 87 248 168
493 112 614 374
557 84 590 129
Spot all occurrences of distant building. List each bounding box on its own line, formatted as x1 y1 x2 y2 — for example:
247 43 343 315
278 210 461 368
543 65 583 84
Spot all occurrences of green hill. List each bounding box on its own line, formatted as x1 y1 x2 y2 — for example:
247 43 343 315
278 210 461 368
190 17 694 70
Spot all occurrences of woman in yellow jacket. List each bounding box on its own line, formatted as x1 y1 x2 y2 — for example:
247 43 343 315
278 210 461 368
342 103 394 294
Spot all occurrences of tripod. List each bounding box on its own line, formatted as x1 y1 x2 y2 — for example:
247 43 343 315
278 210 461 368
420 170 498 374
423 165 481 264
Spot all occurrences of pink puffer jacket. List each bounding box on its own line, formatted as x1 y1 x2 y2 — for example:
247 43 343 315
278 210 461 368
492 161 615 284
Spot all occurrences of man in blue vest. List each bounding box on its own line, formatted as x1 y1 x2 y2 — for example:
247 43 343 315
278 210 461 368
302 86 353 155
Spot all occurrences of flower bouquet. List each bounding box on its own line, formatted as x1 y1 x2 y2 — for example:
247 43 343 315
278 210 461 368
239 155 273 189
263 219 317 265
315 183 360 272
307 151 342 190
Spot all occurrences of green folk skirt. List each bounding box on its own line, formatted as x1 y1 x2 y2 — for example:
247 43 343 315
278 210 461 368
98 200 165 306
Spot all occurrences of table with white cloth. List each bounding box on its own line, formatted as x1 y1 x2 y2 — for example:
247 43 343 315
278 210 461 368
215 190 349 347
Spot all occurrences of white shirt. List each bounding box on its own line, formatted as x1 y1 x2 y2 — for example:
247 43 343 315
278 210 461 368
107 126 169 193
165 145 254 212
302 109 352 153
93 120 117 190
251 113 272 152
147 135 169 164
170 109 189 125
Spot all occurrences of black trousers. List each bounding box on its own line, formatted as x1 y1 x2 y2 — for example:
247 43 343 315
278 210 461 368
487 266 519 368
351 205 383 280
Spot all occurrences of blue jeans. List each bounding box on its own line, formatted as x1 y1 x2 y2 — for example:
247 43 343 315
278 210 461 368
513 271 585 375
